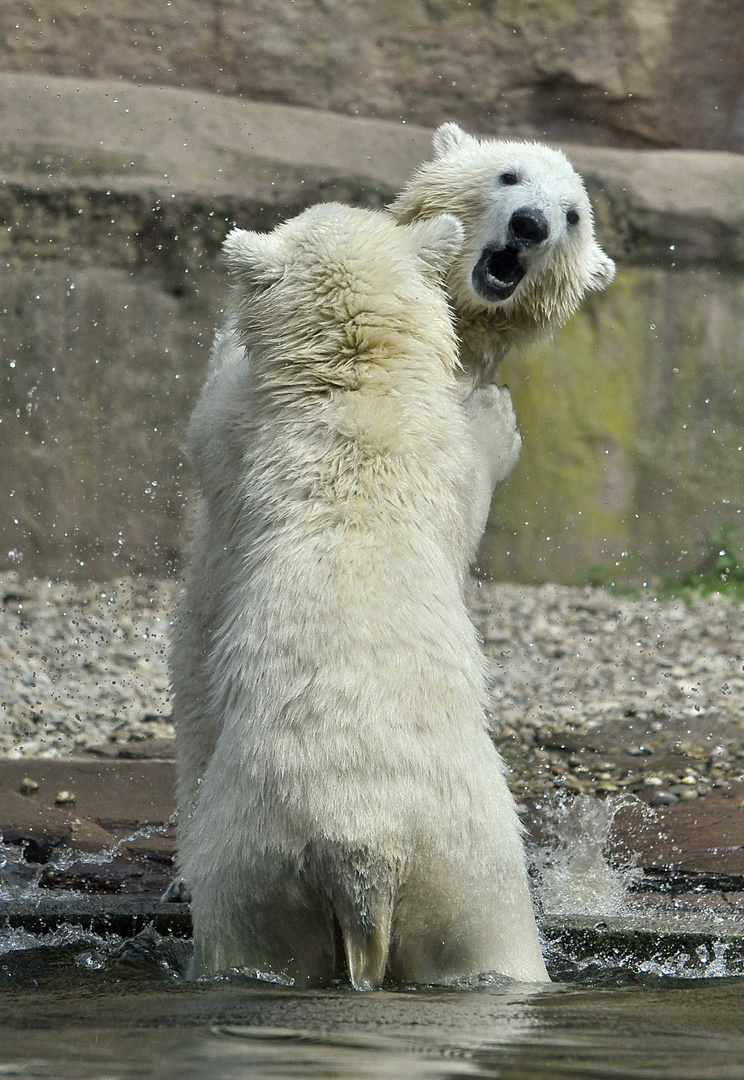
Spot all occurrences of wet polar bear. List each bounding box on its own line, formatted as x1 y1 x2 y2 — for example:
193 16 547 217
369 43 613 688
176 203 549 986
390 122 616 385
206 122 615 535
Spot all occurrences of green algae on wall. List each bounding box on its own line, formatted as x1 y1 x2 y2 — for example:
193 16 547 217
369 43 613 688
499 0 608 24
480 266 744 585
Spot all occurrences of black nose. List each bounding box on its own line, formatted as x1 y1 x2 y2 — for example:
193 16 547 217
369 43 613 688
509 208 549 247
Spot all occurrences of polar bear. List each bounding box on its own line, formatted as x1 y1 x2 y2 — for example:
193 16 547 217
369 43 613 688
175 202 549 987
390 122 616 386
206 123 614 524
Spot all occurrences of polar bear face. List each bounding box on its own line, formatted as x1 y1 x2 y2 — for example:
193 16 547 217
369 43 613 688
390 123 615 375
221 202 464 388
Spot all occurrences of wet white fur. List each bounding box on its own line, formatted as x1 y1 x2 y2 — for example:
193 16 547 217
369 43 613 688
391 122 616 382
205 122 614 475
174 203 548 986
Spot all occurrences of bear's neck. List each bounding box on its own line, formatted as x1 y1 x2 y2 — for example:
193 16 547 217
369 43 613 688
456 315 518 388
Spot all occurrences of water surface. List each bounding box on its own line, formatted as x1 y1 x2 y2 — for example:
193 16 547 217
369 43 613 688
2 932 743 1080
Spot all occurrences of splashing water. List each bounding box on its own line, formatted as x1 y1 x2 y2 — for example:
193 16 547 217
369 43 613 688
529 793 647 918
0 922 119 959
0 818 174 900
638 940 737 980
3 795 744 982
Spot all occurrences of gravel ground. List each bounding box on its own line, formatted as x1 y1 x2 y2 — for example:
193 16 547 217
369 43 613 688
0 574 175 758
467 581 744 803
2 573 744 804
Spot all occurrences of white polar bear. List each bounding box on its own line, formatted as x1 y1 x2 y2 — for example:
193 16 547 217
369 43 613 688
390 122 616 386
205 123 614 532
175 202 549 987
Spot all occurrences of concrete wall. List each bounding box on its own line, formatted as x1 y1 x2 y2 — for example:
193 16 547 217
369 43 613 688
484 266 744 583
2 78 744 584
1 0 743 153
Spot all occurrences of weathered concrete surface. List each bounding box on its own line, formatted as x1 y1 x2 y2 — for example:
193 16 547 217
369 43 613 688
1 1 742 153
2 75 744 582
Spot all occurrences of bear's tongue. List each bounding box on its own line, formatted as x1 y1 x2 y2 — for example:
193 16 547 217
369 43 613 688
472 245 525 302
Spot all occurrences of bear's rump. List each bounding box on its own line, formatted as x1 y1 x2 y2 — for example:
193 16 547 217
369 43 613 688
202 803 531 986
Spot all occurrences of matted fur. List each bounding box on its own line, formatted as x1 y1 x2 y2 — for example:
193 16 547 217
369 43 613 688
390 122 615 383
174 203 548 987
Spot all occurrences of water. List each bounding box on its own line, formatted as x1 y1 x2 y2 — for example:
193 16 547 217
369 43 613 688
2 930 744 1079
2 796 744 1078
529 793 648 918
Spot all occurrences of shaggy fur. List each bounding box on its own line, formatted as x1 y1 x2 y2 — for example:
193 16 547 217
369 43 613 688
174 203 549 987
390 122 616 385
203 123 614 505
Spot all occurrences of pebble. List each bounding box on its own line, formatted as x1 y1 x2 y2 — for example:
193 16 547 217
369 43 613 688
467 580 744 800
648 790 679 806
1 573 175 758
2 574 744 805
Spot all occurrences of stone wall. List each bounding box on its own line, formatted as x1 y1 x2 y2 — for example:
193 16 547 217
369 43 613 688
1 76 744 584
485 265 744 583
1 0 743 152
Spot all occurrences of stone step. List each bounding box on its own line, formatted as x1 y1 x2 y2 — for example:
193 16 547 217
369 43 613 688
1 897 742 979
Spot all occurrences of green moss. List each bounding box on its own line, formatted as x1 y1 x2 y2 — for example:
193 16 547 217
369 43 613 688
670 524 744 598
481 267 645 582
585 524 744 602
479 264 744 586
498 0 618 26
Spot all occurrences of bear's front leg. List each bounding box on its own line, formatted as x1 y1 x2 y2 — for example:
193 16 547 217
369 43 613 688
460 383 521 563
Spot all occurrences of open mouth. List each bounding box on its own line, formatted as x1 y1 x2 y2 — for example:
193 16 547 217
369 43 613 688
472 245 526 302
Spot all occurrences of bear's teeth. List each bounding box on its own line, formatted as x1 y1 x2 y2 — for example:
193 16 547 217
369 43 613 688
472 245 525 302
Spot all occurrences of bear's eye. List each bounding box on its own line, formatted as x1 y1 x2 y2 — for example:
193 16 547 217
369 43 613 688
499 171 519 186
566 209 580 226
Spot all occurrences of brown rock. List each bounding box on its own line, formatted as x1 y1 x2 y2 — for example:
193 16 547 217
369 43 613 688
0 792 73 862
0 759 176 826
67 817 118 855
0 792 117 861
608 783 744 876
521 781 744 880
0 1 741 152
38 855 172 895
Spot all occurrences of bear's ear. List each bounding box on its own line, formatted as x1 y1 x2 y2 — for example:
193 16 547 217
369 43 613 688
586 246 616 293
407 213 465 275
431 122 474 158
222 227 286 284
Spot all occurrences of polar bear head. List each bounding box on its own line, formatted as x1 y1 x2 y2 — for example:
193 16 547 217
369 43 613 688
390 123 615 378
222 203 465 390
